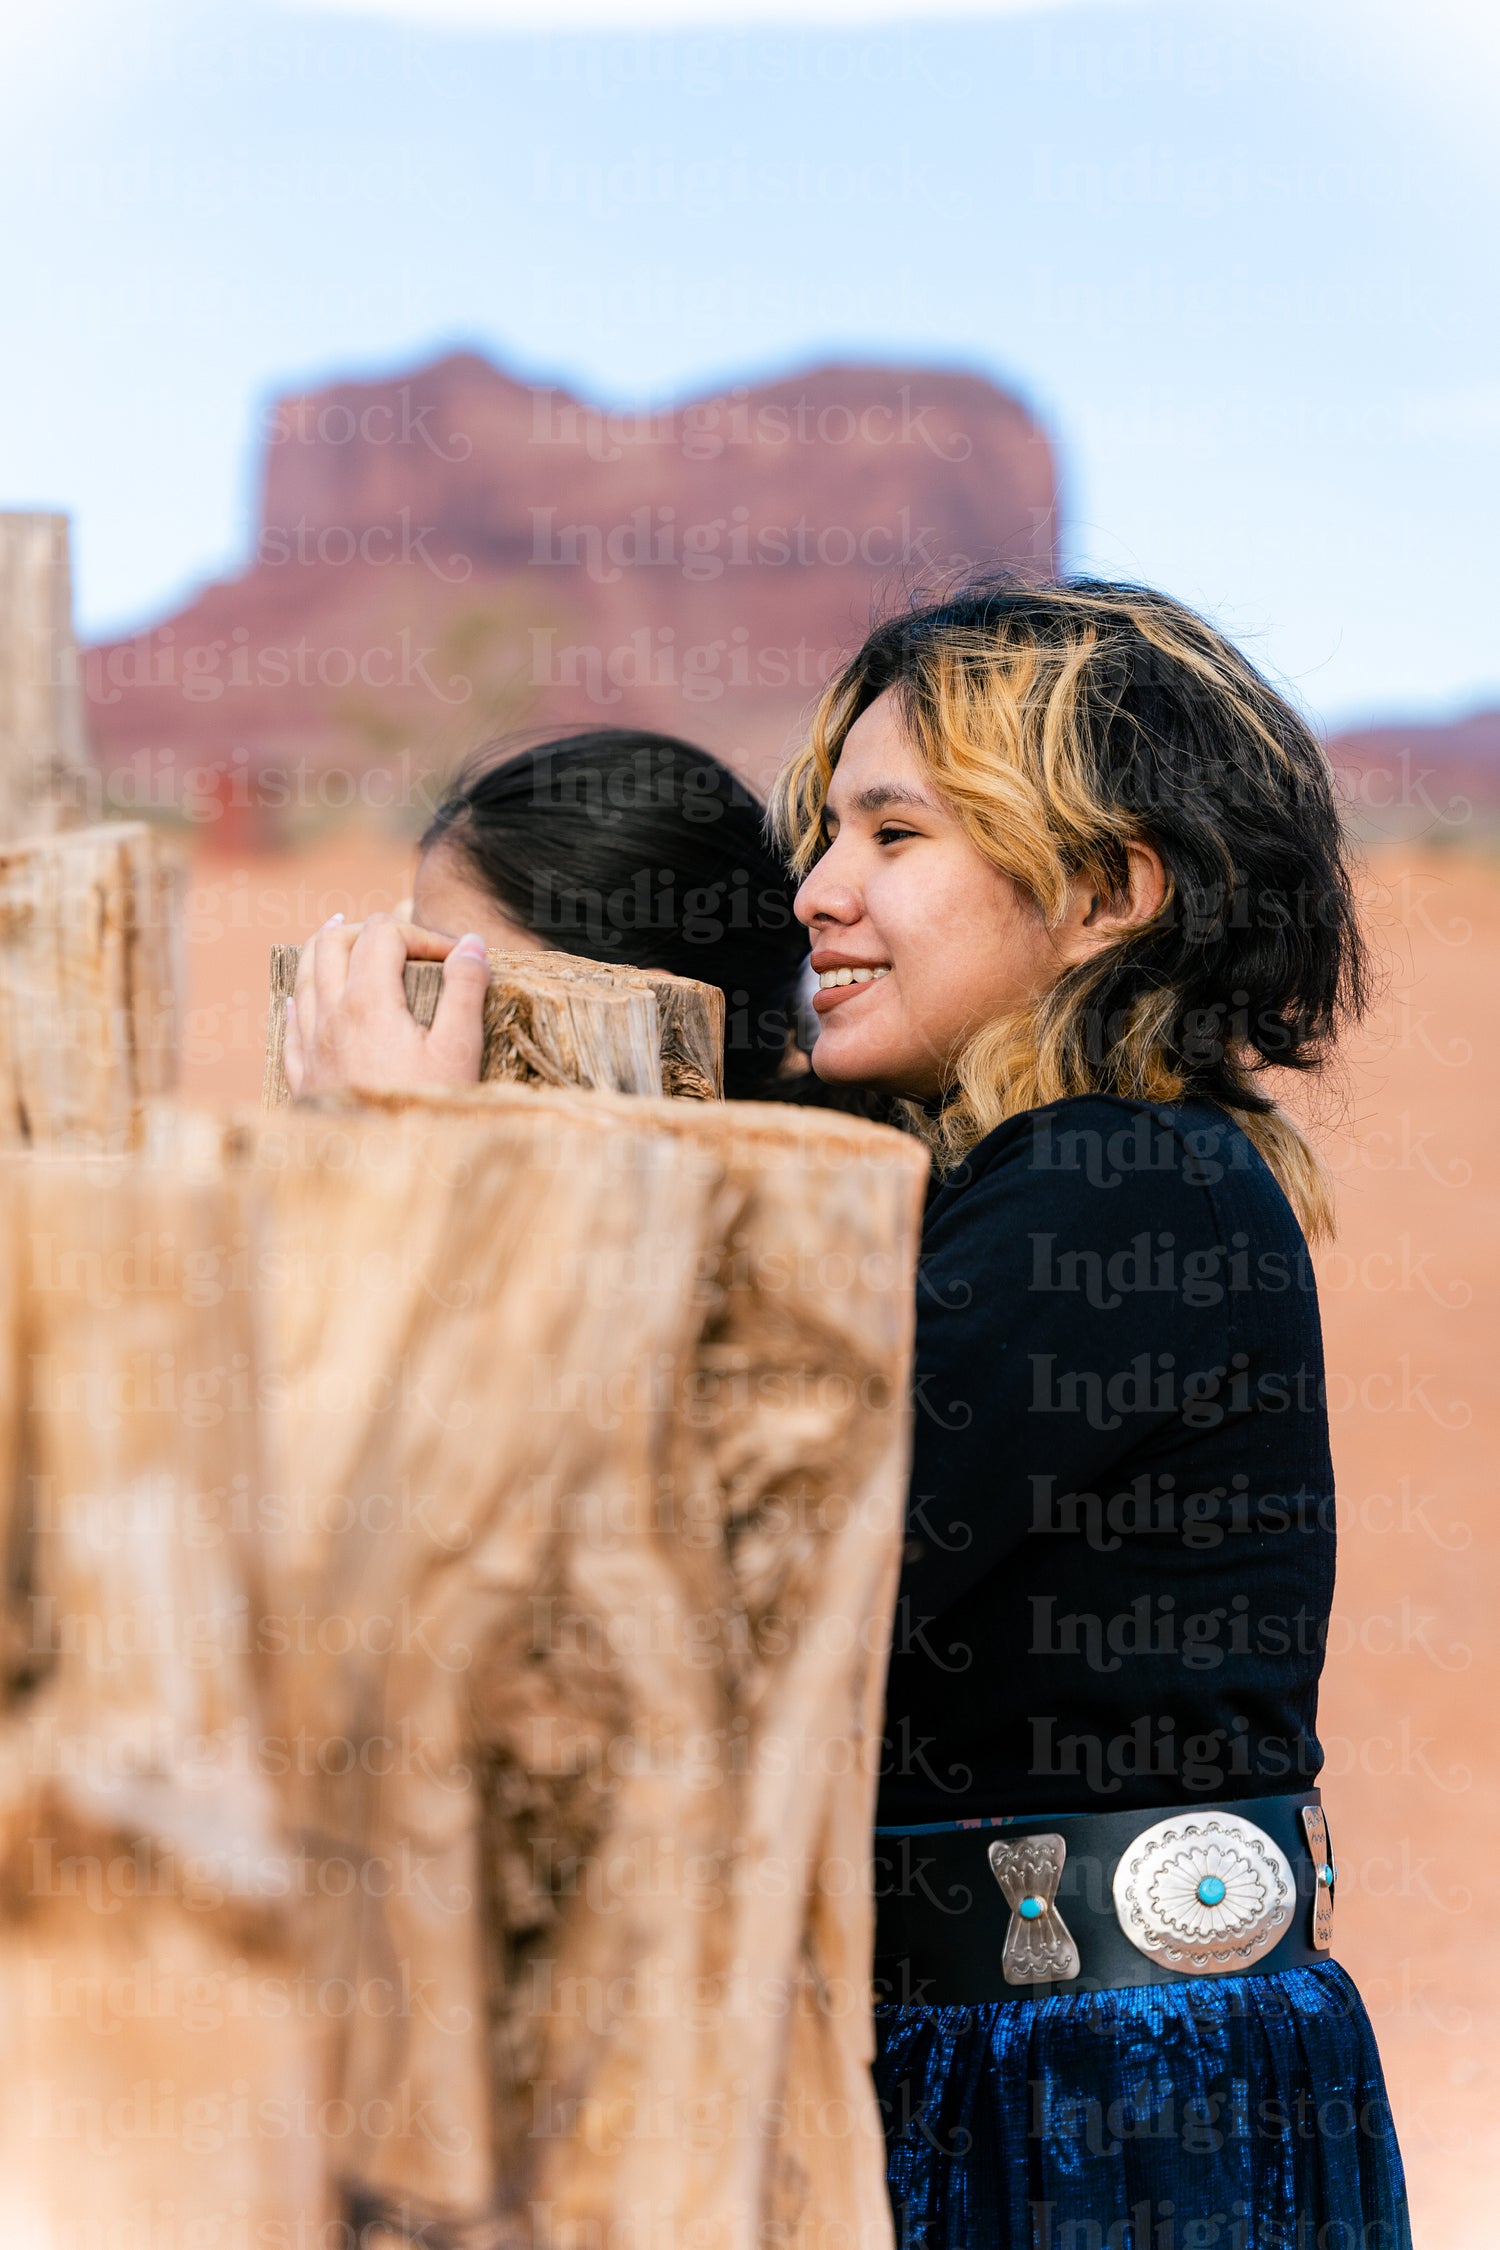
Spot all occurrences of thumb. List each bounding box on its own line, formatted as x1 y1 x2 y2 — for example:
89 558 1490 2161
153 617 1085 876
427 933 488 1081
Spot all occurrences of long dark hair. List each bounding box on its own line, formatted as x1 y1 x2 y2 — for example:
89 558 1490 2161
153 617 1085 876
773 576 1368 1234
422 729 810 1099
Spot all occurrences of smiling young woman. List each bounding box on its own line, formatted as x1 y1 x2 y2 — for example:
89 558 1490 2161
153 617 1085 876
771 579 1409 2250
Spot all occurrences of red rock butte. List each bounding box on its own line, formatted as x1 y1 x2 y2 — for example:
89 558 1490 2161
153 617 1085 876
83 351 1061 835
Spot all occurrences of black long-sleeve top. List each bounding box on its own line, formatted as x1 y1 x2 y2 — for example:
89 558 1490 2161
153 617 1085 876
877 1095 1334 1825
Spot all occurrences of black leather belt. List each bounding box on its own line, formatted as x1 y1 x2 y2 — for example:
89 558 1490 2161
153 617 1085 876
874 1790 1336 2005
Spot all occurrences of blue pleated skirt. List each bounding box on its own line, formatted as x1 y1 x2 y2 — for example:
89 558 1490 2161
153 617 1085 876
874 1962 1410 2250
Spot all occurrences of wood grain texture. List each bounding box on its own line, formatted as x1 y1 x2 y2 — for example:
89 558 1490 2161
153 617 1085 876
235 1085 926 2247
236 1097 723 2237
0 1087 924 2246
0 822 183 1149
0 513 94 839
263 944 724 1106
0 1155 329 2247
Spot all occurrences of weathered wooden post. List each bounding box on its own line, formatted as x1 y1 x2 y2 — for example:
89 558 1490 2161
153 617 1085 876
0 1152 330 2247
0 513 95 837
0 823 183 1150
0 1076 924 2247
233 1083 925 2247
0 517 183 1150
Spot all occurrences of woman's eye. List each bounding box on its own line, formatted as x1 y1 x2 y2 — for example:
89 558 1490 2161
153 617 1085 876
876 824 919 846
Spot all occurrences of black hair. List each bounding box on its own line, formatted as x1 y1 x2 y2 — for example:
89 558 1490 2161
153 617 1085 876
421 729 811 1100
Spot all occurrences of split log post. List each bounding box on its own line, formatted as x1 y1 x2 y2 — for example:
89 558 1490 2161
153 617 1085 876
230 1095 729 2236
231 1085 926 2246
262 943 725 1105
0 518 183 1152
0 822 183 1150
0 513 95 839
0 1151 329 2247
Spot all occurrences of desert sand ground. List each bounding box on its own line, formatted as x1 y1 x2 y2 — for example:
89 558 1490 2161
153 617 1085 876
180 830 1500 2245
1304 847 1499 2245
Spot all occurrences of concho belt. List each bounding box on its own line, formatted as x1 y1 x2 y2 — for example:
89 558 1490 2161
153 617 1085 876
873 1791 1336 2003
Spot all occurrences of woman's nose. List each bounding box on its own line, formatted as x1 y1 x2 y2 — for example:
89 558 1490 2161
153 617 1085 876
794 849 860 931
791 832 863 927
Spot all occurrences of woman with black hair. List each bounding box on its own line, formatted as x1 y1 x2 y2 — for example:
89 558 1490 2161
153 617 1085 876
771 577 1410 2248
285 727 831 1103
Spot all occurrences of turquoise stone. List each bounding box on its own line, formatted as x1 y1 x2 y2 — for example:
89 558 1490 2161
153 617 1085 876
1196 1875 1227 1907
1018 1895 1045 1921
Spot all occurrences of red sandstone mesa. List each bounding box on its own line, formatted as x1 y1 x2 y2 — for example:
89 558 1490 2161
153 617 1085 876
83 352 1060 830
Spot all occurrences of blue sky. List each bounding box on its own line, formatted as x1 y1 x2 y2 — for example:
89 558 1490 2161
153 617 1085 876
5 0 1496 729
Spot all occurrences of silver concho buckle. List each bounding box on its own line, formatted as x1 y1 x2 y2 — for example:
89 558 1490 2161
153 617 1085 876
1112 1809 1295 1975
987 1832 1080 1985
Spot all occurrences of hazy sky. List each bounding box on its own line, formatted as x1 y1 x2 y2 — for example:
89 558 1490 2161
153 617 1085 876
5 0 1496 728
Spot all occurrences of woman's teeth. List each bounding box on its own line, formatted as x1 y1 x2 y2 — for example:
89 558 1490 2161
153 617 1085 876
817 966 890 988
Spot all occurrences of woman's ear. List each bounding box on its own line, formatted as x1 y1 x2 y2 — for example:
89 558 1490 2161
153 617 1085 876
1061 841 1168 960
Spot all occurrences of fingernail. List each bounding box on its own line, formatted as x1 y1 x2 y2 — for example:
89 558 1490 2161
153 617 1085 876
452 933 489 962
285 997 295 1017
323 912 345 928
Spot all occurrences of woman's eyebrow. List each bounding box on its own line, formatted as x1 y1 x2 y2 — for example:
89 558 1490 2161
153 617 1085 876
843 782 936 815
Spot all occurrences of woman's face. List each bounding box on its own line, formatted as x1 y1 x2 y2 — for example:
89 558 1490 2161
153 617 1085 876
409 841 543 951
793 693 1070 1098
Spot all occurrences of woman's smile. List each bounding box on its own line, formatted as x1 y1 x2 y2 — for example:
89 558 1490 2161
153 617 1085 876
811 954 893 1010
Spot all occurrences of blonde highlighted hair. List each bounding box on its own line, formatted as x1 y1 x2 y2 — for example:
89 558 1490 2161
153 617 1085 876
772 577 1366 1242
